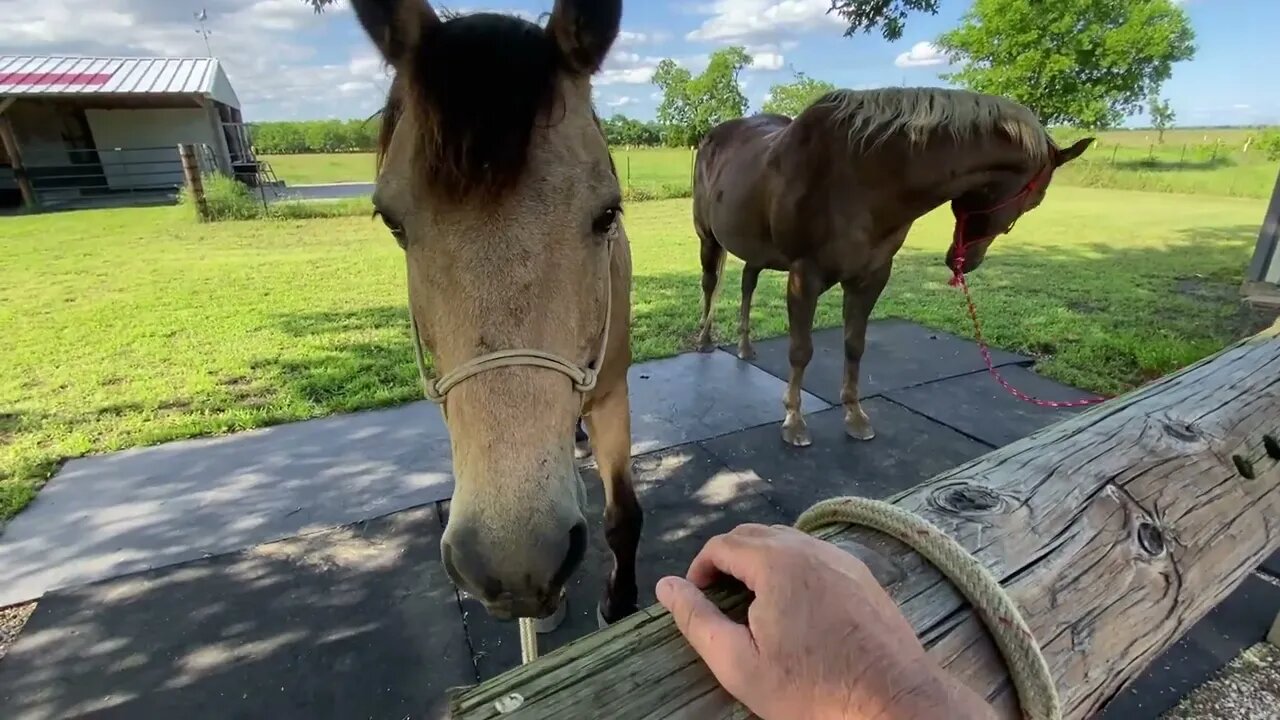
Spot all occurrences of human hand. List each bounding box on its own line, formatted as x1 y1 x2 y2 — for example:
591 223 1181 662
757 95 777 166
655 524 995 720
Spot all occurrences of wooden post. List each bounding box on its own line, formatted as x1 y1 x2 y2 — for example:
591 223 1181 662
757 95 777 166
1246 166 1280 288
448 320 1280 720
178 143 210 221
0 112 38 210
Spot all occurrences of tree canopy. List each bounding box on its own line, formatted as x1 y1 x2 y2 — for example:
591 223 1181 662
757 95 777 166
1148 95 1176 143
937 0 1195 128
762 72 837 118
653 47 753 147
829 0 940 42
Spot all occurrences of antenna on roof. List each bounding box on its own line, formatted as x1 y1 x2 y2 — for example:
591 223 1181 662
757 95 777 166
194 9 213 57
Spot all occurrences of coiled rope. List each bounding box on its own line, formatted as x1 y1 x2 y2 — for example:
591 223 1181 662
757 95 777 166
795 496 1060 720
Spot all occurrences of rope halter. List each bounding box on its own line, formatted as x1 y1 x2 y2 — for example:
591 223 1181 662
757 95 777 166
410 239 614 417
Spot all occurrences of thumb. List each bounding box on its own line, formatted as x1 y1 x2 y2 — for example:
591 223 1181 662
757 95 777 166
656 576 757 692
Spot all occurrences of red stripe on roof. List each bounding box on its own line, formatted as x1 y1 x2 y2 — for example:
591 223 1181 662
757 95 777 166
0 72 113 86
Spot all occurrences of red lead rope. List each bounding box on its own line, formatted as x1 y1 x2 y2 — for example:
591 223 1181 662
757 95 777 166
949 168 1108 409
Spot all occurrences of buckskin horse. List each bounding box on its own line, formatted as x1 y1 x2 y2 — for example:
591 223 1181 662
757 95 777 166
692 87 1093 447
349 0 641 629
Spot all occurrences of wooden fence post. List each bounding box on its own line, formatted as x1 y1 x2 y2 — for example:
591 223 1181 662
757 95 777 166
178 143 210 221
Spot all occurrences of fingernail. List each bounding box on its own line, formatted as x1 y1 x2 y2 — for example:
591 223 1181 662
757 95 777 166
655 576 678 604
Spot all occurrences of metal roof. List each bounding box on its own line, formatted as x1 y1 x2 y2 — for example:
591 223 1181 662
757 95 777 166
0 55 239 107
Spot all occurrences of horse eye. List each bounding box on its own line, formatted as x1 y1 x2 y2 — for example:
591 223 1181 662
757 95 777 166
375 210 407 248
592 206 621 235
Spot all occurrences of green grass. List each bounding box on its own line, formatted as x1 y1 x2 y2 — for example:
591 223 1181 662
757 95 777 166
265 142 1278 200
0 187 1266 522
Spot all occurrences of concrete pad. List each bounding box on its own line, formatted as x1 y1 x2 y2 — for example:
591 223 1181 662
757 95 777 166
0 402 455 607
700 398 992 518
0 507 474 720
885 366 1096 447
1099 572 1280 719
737 319 1029 405
0 350 812 607
269 182 374 201
456 444 789 680
626 349 829 455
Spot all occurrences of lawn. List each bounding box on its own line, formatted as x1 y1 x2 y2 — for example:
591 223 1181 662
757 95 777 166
0 187 1266 522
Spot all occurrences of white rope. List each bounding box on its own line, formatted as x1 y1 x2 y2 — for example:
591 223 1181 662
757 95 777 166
518 617 539 664
795 496 1061 720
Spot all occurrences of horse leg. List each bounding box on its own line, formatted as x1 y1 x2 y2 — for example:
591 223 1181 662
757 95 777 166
695 227 726 352
840 265 892 441
737 265 762 360
574 417 591 459
585 382 642 625
782 263 830 448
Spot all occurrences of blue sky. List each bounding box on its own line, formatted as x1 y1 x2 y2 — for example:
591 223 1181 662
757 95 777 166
5 0 1277 126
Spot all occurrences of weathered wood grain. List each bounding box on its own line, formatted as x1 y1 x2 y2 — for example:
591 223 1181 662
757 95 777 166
449 321 1280 720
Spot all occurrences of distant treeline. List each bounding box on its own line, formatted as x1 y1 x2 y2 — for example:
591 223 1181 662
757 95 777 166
248 114 671 154
249 119 382 154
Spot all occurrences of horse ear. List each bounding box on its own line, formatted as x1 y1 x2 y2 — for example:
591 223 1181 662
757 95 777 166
351 0 442 67
1054 137 1094 167
546 0 622 75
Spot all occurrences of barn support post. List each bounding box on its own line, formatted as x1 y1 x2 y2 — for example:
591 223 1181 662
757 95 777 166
0 98 39 210
178 143 210 222
447 319 1280 720
1244 167 1280 311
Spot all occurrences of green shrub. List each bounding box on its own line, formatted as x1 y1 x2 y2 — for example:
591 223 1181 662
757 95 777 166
180 173 263 221
181 175 373 223
1258 130 1280 162
622 183 692 203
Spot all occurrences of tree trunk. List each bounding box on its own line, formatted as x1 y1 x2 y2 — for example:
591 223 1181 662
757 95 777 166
448 320 1280 720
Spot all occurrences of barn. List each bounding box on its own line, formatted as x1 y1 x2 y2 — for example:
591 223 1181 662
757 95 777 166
0 55 255 209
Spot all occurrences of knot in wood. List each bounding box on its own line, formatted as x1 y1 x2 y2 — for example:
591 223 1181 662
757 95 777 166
1161 419 1202 443
930 483 1007 516
1136 522 1166 557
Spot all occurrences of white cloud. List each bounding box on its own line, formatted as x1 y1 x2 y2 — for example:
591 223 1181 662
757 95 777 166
1233 103 1252 110
895 41 948 68
687 0 843 44
751 52 786 71
606 96 638 108
616 30 670 47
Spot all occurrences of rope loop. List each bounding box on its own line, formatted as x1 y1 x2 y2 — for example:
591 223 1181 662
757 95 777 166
795 496 1061 720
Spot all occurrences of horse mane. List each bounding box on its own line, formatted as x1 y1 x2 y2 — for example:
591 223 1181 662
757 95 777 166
811 87 1052 162
376 11 562 201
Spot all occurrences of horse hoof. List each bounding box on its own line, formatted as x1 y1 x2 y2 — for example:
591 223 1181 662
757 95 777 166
696 337 716 353
845 422 876 441
782 424 812 448
597 604 609 630
737 344 756 361
574 440 593 460
534 594 568 634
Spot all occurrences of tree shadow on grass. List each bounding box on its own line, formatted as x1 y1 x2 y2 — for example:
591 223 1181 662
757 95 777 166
1113 157 1238 173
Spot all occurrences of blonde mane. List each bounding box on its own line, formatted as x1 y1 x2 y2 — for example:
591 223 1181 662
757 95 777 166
813 86 1051 161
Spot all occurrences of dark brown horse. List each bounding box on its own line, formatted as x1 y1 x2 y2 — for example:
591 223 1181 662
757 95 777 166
350 0 641 628
693 87 1092 447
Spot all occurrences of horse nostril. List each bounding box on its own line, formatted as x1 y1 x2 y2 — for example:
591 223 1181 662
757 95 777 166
441 535 502 601
552 519 589 589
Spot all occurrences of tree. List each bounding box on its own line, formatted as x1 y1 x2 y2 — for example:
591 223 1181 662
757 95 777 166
762 71 837 118
653 47 753 147
1148 95 1176 143
830 0 940 42
937 0 1195 129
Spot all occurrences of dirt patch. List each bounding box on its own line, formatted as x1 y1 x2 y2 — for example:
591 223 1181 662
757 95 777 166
0 602 37 662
